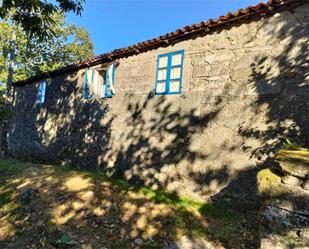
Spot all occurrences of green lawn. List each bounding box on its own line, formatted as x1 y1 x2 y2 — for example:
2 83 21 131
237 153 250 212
0 159 243 248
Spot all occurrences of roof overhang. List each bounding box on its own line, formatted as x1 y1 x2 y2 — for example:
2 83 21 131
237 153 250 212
13 0 304 87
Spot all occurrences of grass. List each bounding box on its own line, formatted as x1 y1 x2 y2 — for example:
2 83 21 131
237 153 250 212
80 169 238 220
52 162 240 222
281 138 309 152
0 158 244 248
0 190 11 209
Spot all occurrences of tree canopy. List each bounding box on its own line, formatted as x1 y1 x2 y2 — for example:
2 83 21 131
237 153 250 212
0 13 94 83
0 0 85 38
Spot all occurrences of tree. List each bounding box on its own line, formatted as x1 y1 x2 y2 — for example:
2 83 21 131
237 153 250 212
0 0 85 39
0 1 88 154
0 13 95 83
0 84 12 120
66 27 95 63
0 12 93 154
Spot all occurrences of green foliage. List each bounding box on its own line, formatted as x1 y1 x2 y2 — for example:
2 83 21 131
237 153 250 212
0 85 13 122
0 0 84 39
66 27 95 62
0 13 94 83
282 138 309 152
0 188 12 208
58 232 76 245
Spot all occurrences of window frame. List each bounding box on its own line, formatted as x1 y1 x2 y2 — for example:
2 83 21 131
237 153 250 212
84 66 115 99
37 80 46 104
155 50 184 95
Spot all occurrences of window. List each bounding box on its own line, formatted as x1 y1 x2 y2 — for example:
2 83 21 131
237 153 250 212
83 64 115 99
37 80 46 103
155 50 184 95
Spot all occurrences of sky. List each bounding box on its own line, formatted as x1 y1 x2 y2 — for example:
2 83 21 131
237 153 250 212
67 0 266 55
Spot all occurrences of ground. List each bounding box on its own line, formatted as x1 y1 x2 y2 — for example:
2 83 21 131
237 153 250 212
0 159 253 249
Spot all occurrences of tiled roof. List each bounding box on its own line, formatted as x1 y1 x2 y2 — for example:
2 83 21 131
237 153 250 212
13 0 303 86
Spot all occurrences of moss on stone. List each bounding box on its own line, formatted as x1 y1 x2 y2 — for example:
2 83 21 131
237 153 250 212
257 168 282 195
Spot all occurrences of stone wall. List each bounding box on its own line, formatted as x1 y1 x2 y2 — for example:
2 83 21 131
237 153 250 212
258 150 309 248
9 5 309 202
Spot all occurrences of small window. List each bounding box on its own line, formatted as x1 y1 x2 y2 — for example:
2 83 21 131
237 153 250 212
37 80 46 103
83 64 115 99
155 50 184 95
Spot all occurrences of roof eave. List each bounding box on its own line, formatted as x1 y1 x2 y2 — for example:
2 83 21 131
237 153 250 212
13 0 304 87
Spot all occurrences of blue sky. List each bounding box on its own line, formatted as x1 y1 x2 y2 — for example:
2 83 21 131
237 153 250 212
67 0 266 55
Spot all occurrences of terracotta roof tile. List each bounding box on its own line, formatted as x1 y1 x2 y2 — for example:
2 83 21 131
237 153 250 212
13 0 304 86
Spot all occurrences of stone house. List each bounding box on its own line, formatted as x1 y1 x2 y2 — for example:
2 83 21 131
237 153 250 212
10 0 309 201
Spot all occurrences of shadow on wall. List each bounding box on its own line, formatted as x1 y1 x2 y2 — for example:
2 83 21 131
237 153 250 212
15 71 237 202
105 92 222 190
239 9 309 157
12 71 113 169
228 8 309 248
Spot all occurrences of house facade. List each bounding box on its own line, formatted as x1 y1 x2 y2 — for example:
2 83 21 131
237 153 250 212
10 0 309 200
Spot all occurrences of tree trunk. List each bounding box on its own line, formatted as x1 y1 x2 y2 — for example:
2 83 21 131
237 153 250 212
1 29 16 155
6 29 16 98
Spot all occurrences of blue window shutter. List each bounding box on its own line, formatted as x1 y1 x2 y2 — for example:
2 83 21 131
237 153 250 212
41 81 46 103
83 70 92 99
155 50 184 95
38 80 47 103
105 64 115 98
104 66 109 97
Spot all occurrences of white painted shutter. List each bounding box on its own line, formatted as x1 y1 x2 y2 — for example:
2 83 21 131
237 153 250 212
108 64 115 94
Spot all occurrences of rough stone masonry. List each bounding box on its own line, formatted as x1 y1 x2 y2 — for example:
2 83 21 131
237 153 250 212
9 4 309 202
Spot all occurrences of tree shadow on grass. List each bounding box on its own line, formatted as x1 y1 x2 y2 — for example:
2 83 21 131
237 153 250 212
0 160 244 249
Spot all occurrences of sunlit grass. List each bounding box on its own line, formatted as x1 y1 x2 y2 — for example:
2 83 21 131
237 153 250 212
55 165 240 222
0 158 242 247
